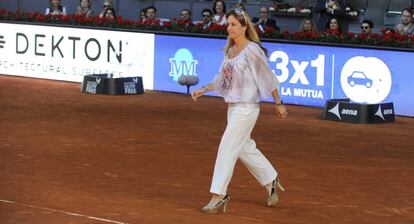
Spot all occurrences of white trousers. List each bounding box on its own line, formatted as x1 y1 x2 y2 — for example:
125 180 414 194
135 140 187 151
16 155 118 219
210 103 278 195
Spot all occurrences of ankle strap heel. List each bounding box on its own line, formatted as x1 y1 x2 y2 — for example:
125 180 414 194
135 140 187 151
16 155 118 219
202 195 230 214
268 178 285 207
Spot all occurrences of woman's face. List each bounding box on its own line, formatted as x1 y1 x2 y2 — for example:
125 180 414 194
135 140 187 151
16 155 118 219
329 19 339 30
227 15 246 40
215 1 224 14
105 10 114 19
80 0 90 8
51 0 61 6
303 20 312 31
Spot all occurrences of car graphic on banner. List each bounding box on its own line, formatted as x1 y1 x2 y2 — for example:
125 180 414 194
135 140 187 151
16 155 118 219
347 71 373 88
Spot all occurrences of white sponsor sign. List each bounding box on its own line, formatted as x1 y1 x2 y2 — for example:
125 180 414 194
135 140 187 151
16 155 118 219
0 23 155 89
340 56 392 104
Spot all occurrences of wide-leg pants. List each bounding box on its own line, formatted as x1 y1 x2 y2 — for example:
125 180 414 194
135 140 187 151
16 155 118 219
210 103 278 195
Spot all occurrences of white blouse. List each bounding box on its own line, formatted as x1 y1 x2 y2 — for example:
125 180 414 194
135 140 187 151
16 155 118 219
212 42 280 103
45 6 67 16
213 14 227 25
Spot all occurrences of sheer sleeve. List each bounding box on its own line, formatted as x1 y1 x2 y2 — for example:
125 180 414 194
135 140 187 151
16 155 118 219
247 43 280 99
211 62 225 96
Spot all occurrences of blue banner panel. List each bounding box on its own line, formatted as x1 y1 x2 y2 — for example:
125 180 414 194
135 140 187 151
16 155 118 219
262 42 334 107
330 48 414 117
153 35 225 96
154 35 414 116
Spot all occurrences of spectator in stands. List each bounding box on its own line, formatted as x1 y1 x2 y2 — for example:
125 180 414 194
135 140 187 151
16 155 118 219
76 0 93 18
383 27 395 34
252 6 279 33
99 0 113 18
139 6 161 25
212 0 227 25
360 19 374 35
299 18 318 33
234 2 246 11
395 8 414 35
45 0 67 16
103 7 116 20
179 9 193 26
314 0 345 32
324 17 342 35
200 8 214 29
139 8 146 20
146 6 157 20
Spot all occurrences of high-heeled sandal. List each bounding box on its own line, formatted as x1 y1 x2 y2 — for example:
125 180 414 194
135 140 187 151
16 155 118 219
201 195 230 214
267 177 285 207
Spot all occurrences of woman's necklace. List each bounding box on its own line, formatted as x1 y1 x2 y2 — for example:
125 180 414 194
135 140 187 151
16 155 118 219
229 41 249 59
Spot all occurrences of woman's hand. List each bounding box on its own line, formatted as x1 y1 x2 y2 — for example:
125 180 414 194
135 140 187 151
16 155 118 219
276 104 288 119
270 89 287 118
191 88 206 102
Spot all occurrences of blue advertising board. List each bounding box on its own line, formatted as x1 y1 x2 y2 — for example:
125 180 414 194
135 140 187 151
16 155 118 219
153 35 225 97
154 35 414 116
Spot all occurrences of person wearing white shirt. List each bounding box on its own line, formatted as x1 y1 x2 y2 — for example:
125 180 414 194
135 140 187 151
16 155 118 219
212 0 227 25
192 8 287 214
45 0 66 16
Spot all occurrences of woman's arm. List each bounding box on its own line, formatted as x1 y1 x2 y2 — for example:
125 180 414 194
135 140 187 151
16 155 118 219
271 88 288 118
191 83 213 102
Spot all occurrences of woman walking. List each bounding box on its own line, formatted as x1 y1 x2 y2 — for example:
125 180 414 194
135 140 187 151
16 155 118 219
191 8 287 214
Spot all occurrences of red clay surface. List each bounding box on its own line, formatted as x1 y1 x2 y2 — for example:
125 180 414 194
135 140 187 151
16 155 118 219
0 75 413 224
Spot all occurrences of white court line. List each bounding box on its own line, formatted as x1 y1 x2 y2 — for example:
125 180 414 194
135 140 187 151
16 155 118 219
0 199 129 224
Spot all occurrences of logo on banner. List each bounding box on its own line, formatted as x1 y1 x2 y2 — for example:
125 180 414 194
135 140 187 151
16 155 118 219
374 105 394 120
340 56 392 104
328 103 358 120
85 77 101 94
13 33 123 63
124 77 138 94
0 35 5 49
169 48 198 81
328 103 341 120
269 51 326 100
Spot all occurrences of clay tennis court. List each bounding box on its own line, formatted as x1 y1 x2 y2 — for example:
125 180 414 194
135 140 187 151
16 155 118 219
0 75 413 224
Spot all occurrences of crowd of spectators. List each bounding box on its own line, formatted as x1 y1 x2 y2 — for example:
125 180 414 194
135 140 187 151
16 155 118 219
0 0 412 48
40 0 414 37
0 0 380 49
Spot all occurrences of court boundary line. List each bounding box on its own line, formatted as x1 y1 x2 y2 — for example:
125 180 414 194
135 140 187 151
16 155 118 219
0 199 129 224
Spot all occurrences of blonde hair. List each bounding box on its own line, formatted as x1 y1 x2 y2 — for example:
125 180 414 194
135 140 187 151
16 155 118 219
224 8 268 56
299 18 318 33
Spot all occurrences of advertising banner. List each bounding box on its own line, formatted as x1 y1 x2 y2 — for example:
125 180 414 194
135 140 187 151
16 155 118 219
1 23 412 116
154 35 414 116
0 23 155 89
